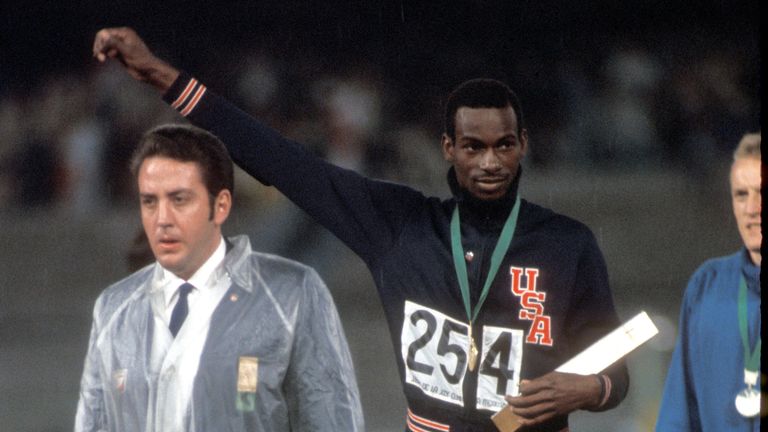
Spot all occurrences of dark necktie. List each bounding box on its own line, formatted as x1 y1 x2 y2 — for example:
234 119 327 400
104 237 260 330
169 283 194 337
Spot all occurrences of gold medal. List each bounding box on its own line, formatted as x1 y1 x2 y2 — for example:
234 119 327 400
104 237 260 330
468 323 479 371
451 198 521 376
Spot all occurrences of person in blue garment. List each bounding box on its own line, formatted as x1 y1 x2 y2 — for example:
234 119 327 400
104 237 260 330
92 27 630 431
75 124 363 431
656 132 762 431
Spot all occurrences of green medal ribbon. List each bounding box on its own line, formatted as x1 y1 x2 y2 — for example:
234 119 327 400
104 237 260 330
450 196 521 325
738 275 761 378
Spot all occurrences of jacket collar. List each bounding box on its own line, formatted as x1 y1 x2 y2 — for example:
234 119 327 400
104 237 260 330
448 166 522 230
740 247 761 294
222 235 256 292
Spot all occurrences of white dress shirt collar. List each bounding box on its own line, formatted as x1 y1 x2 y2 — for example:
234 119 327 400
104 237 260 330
156 237 227 308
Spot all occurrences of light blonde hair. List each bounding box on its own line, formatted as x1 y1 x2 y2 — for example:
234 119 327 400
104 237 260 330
733 132 761 161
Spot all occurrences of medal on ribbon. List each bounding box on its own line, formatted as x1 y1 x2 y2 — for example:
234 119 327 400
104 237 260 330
735 276 761 418
468 323 479 371
451 197 521 372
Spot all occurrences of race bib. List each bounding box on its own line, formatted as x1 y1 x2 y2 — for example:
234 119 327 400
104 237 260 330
401 301 524 411
401 301 469 406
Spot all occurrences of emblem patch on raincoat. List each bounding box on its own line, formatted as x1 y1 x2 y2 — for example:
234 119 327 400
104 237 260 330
236 356 258 412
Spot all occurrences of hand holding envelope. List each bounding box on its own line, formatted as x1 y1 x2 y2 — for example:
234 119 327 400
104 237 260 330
491 311 659 431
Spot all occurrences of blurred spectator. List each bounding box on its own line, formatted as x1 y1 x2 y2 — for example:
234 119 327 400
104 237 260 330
0 94 25 206
553 43 665 169
6 138 61 208
591 44 664 167
312 74 392 177
603 45 663 163
1 75 74 208
657 50 755 176
235 54 281 119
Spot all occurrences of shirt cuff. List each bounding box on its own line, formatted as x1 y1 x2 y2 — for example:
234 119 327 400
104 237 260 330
162 72 207 117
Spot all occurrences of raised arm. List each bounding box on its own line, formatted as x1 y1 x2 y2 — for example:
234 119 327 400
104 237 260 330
92 27 427 264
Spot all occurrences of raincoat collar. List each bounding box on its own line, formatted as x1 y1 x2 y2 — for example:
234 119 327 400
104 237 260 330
147 235 254 295
222 235 256 292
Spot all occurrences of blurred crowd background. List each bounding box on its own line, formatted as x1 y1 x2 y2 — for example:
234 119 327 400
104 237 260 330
0 1 760 431
0 1 760 210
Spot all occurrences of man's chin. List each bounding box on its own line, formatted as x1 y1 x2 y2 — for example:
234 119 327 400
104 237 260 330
743 233 761 251
471 180 512 200
155 255 181 272
472 189 507 202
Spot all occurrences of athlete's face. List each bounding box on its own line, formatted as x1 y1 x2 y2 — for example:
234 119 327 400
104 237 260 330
730 157 761 265
138 156 231 280
443 106 527 201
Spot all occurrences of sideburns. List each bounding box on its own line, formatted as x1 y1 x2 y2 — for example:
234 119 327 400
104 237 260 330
208 194 216 220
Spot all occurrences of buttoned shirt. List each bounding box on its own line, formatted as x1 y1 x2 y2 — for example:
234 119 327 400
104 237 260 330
148 237 229 432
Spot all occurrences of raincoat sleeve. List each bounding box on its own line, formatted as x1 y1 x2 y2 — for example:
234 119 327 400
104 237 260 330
74 298 108 432
284 268 364 431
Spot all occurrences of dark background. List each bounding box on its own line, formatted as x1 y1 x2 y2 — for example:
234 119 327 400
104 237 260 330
2 1 760 124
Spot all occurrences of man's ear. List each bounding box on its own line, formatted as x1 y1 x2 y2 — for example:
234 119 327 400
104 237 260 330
213 189 232 225
442 133 455 162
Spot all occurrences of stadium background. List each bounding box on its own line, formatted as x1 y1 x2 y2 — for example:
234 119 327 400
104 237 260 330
0 1 761 430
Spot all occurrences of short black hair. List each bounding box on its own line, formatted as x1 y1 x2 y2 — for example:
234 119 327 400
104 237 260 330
444 78 525 139
131 124 234 210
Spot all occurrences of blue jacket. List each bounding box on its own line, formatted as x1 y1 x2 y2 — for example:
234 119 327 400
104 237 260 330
656 249 761 431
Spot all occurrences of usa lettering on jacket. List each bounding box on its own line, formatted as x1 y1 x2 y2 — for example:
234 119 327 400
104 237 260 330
510 266 553 346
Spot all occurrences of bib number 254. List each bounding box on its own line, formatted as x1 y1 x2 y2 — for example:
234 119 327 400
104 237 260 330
400 301 523 411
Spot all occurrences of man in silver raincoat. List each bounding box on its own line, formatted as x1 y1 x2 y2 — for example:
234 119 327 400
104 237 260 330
75 124 363 432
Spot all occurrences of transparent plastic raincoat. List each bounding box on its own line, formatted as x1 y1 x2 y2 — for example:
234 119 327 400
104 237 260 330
75 235 363 431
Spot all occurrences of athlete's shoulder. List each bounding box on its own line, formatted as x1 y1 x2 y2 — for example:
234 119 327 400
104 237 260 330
520 199 594 238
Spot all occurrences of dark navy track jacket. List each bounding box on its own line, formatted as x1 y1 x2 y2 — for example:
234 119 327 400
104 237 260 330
162 73 629 431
